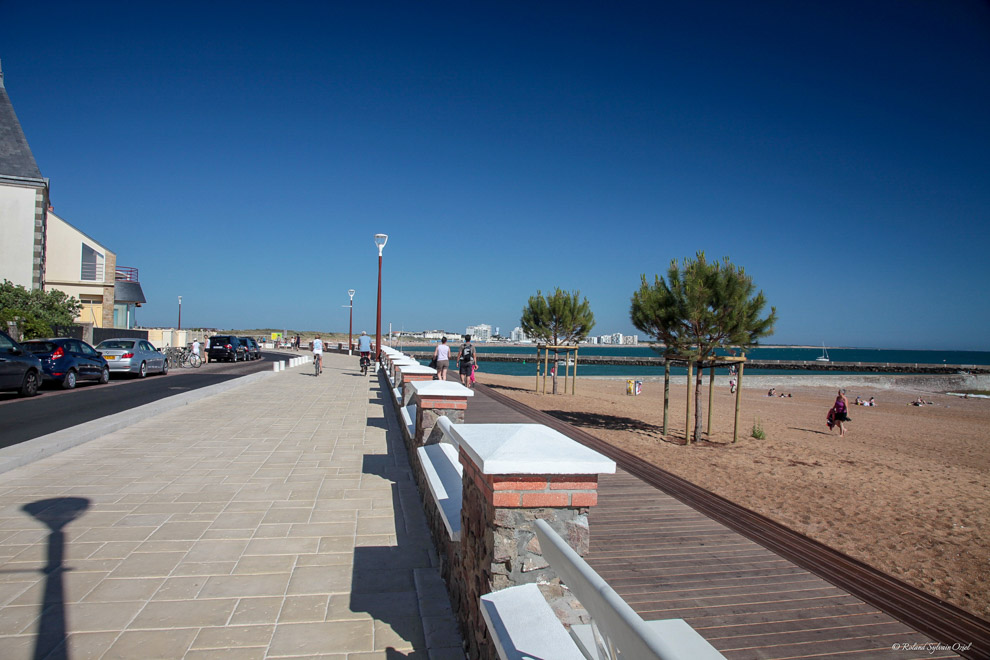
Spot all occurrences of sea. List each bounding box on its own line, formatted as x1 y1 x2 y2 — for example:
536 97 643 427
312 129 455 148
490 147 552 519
397 344 990 378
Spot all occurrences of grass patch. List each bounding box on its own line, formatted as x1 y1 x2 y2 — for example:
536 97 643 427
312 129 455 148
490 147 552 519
952 389 990 396
751 418 766 440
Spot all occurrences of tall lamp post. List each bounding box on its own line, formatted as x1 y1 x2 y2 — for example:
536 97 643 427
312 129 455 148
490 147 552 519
177 296 182 330
374 233 388 362
346 289 355 355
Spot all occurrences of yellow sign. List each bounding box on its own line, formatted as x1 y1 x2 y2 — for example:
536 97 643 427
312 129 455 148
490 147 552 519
271 333 282 340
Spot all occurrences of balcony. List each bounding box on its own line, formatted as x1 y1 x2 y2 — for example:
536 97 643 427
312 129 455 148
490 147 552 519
115 266 139 282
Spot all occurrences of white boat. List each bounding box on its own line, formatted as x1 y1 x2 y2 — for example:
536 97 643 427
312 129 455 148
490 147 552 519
816 344 830 362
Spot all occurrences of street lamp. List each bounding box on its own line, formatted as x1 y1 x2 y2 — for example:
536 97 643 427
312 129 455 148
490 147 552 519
177 295 182 330
374 233 388 362
346 289 355 355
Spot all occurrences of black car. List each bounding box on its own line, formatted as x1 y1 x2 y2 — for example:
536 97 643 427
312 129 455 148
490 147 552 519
0 330 44 397
21 337 110 389
240 337 262 360
208 335 248 362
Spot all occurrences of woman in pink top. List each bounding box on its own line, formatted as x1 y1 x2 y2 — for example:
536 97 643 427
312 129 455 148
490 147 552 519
433 337 450 381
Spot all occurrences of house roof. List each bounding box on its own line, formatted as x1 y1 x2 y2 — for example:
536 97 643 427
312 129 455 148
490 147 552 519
0 60 45 183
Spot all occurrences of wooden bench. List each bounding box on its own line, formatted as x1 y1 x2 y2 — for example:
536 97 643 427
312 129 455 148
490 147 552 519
480 518 725 660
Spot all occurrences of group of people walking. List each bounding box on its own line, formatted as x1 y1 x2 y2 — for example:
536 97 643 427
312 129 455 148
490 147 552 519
432 335 478 387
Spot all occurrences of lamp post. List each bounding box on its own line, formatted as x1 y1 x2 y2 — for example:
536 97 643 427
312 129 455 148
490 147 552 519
374 233 388 362
177 295 182 330
346 289 355 355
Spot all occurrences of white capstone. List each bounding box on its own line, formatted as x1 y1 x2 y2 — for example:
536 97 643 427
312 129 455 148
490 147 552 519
407 381 474 398
397 365 437 375
450 424 616 475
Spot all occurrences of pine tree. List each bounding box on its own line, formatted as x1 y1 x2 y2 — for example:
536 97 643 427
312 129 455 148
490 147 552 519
521 289 595 394
630 253 776 442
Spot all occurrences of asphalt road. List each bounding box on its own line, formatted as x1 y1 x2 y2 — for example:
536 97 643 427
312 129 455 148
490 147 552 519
0 351 297 450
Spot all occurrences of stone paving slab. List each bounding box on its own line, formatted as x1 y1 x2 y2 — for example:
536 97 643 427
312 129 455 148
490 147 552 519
0 353 464 659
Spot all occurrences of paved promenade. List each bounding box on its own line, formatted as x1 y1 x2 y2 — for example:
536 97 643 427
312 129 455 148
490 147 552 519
0 352 463 659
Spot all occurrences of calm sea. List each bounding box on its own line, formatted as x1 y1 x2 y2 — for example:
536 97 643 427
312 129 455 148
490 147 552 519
398 345 990 377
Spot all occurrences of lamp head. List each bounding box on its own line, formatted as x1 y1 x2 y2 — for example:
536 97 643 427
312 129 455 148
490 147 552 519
348 289 355 299
374 233 388 256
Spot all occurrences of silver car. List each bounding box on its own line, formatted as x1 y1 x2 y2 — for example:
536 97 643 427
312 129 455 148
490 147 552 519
95 338 168 377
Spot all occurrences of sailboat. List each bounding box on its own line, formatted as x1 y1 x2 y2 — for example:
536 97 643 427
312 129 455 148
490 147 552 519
816 343 830 362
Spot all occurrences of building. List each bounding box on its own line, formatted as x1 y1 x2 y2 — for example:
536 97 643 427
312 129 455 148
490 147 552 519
0 61 49 291
0 62 146 330
622 334 639 345
510 326 528 343
466 324 492 342
43 210 146 328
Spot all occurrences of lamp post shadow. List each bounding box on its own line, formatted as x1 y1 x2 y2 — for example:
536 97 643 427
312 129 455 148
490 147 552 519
22 497 90 660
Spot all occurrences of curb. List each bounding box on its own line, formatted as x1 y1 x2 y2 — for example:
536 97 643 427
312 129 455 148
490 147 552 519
0 370 274 475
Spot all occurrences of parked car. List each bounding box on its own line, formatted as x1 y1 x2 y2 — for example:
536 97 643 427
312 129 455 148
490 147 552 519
240 337 261 360
207 335 248 362
0 330 44 397
95 338 168 377
21 337 110 389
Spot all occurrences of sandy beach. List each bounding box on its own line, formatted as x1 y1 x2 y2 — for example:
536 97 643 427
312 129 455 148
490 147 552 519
478 372 990 619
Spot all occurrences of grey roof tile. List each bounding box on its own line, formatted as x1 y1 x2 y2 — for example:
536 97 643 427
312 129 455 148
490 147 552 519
0 62 45 181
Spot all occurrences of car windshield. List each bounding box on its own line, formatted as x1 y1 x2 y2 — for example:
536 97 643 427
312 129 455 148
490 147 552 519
98 340 135 350
23 342 57 354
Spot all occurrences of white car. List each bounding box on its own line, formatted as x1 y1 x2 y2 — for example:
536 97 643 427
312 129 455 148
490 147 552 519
95 339 168 377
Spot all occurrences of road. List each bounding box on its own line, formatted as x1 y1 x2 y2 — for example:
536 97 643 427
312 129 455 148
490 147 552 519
0 351 296 450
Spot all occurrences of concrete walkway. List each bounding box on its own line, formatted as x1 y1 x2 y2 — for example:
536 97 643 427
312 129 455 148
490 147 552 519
0 352 464 659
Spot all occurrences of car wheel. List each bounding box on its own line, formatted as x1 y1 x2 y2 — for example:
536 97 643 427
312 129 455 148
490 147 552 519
19 370 40 397
139 361 147 378
99 366 110 384
63 369 77 389
162 360 169 375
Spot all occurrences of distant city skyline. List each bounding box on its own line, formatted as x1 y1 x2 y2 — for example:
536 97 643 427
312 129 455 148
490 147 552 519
2 1 987 350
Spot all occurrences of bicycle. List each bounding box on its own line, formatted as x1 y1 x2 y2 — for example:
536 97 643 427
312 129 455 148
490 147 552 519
314 353 322 377
359 353 370 376
182 348 202 368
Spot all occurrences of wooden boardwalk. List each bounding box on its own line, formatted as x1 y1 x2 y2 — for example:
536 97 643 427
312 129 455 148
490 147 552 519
460 379 962 659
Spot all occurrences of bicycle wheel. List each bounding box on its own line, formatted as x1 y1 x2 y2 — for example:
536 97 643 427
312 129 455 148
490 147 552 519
189 354 202 368
314 357 320 377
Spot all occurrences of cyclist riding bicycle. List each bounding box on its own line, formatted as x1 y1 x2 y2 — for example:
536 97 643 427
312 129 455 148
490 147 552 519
357 331 372 374
312 335 324 376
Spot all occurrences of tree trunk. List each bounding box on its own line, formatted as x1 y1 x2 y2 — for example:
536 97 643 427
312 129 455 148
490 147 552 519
694 365 704 442
552 349 559 394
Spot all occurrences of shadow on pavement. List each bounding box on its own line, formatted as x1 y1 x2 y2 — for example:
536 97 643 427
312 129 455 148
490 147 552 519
21 497 91 660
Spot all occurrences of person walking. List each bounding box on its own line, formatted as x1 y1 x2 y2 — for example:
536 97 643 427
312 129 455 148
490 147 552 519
433 337 450 381
831 388 850 436
312 334 324 375
455 335 477 388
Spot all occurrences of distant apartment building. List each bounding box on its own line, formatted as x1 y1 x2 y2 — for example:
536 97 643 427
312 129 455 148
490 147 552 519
510 326 529 343
466 324 492 342
583 336 598 344
622 334 639 345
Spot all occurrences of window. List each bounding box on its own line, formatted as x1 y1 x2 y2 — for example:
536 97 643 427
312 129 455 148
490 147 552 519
81 244 105 281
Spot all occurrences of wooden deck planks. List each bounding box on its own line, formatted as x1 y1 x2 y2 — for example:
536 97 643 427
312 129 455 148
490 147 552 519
462 384 960 659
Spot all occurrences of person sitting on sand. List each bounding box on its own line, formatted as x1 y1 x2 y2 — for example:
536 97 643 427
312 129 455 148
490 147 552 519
868 397 876 406
855 396 863 405
767 387 776 397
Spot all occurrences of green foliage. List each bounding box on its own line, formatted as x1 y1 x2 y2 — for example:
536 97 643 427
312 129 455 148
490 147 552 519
0 280 82 339
751 418 766 440
630 252 777 441
520 288 595 346
630 252 777 359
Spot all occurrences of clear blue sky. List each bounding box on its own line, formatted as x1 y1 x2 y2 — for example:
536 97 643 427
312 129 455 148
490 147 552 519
3 1 988 350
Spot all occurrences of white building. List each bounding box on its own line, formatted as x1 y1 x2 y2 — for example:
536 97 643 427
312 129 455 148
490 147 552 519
0 62 49 291
622 334 639 345
466 324 492 342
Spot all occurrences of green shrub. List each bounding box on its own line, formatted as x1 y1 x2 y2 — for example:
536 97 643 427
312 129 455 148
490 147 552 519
751 418 766 440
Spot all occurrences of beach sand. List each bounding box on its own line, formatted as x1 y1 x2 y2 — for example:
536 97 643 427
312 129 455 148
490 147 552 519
478 372 990 619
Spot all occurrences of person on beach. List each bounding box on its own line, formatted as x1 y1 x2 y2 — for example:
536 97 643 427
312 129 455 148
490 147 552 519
831 388 850 436
456 335 476 388
767 388 776 397
433 337 450 381
729 377 737 394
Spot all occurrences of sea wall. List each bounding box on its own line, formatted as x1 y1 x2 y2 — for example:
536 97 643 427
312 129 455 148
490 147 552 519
584 373 990 393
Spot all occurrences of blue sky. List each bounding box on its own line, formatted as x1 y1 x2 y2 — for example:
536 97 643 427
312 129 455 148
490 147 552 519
3 1 988 349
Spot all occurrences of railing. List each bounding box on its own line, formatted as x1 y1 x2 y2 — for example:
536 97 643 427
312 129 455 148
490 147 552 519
115 266 139 282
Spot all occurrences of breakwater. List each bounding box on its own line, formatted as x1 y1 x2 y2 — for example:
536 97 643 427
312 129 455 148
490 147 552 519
404 351 989 375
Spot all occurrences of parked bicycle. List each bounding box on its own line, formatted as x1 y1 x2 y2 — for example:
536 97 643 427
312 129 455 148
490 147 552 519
162 346 202 368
